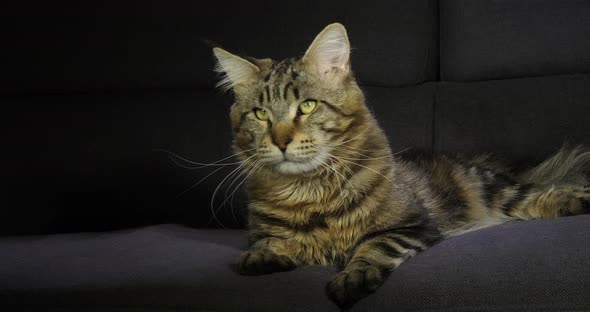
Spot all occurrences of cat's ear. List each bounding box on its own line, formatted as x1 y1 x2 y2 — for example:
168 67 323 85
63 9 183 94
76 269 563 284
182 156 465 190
303 23 350 80
213 47 260 92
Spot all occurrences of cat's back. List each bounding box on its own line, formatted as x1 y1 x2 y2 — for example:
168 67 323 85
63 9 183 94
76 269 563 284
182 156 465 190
392 149 520 236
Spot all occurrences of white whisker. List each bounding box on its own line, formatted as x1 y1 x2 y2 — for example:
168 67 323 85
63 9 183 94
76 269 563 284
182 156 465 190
209 154 257 228
331 154 393 183
154 148 255 169
327 158 346 202
219 160 263 217
323 126 370 148
224 158 263 222
392 146 413 157
176 165 227 198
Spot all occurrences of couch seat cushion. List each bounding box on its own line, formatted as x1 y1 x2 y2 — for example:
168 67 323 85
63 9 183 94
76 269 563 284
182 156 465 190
1 216 589 311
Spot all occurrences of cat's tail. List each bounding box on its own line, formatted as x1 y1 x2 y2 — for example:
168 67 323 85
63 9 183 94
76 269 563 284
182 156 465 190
520 144 590 187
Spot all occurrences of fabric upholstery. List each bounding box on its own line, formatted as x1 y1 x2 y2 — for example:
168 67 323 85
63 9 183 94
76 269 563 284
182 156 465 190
2 1 590 310
434 74 590 164
440 0 590 81
0 0 438 94
1 216 589 311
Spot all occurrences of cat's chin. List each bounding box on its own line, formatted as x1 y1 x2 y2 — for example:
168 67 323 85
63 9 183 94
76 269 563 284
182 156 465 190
274 157 325 175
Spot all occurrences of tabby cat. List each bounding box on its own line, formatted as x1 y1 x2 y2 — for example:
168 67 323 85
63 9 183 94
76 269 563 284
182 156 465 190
212 23 590 308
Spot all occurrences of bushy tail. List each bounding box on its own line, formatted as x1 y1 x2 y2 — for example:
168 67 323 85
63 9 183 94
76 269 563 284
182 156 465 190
520 145 590 187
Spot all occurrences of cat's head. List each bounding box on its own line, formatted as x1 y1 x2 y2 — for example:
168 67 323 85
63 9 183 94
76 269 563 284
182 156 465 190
213 23 370 175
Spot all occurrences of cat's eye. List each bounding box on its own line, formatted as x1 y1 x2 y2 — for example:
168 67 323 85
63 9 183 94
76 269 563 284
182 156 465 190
254 108 269 121
298 100 317 115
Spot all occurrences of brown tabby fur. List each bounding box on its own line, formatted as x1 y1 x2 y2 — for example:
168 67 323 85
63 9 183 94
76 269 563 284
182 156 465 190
212 23 590 308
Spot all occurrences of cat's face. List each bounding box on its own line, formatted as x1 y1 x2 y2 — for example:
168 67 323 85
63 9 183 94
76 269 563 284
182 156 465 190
214 24 366 175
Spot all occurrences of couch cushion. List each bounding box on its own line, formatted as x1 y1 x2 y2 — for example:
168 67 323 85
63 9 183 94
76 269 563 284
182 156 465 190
434 74 590 164
1 216 589 311
0 0 438 94
364 84 435 153
440 0 590 81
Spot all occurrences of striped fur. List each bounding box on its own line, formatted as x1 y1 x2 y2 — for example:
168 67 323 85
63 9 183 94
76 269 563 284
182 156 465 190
213 23 590 308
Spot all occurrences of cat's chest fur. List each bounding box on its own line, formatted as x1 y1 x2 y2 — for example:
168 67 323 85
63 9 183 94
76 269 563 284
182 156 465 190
248 176 372 265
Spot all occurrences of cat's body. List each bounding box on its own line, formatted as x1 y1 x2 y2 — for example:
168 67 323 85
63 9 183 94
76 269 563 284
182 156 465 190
212 23 590 308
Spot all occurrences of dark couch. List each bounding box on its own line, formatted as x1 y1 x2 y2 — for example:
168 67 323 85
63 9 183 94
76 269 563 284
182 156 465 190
2 1 590 311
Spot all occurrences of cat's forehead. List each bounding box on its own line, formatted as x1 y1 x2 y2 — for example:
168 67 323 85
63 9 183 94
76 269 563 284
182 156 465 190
251 57 308 118
259 58 302 84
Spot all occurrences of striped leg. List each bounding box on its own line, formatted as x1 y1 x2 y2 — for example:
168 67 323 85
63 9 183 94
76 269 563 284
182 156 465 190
326 230 438 308
510 185 590 220
238 237 299 275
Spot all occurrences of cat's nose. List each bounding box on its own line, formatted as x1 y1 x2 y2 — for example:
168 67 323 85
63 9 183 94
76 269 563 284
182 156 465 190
273 136 292 153
271 122 294 153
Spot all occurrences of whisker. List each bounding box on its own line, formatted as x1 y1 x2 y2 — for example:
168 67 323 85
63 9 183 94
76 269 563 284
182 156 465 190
208 155 257 228
329 146 375 159
224 157 262 222
327 158 346 201
336 157 393 183
323 126 370 148
166 155 240 170
176 165 227 198
329 143 411 161
211 159 262 226
330 156 356 182
330 147 391 161
219 160 263 218
329 144 379 153
318 157 354 210
392 146 413 157
339 155 391 161
154 148 255 169
326 155 358 194
223 157 256 199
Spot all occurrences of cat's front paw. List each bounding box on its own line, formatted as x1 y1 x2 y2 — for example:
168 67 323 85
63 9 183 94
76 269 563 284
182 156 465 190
326 265 385 309
237 250 297 275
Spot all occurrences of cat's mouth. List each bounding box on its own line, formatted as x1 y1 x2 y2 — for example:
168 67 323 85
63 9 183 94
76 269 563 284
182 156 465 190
272 150 328 175
284 153 310 163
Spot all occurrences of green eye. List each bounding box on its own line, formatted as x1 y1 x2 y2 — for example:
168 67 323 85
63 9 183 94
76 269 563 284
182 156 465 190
254 108 269 121
298 100 317 115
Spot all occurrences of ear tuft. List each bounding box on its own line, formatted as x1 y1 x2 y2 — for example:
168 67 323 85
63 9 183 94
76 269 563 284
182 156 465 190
303 23 350 78
213 48 259 92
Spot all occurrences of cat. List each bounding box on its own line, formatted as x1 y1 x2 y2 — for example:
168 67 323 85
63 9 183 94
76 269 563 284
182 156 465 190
212 23 590 308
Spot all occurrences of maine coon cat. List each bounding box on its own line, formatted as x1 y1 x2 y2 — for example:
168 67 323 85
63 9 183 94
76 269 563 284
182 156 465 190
212 23 590 308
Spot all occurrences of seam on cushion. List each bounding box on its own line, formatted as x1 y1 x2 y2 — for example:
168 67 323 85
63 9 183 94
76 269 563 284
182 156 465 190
438 0 446 81
9 303 590 312
431 82 438 151
0 82 439 98
420 0 440 84
3 307 205 312
402 303 590 312
433 0 441 82
440 71 590 84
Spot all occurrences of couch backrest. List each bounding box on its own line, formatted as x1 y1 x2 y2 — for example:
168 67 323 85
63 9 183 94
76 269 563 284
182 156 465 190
2 0 590 234
436 0 590 163
440 0 590 81
0 0 438 94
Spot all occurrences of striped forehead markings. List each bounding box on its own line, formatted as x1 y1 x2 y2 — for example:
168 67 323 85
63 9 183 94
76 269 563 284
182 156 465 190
258 58 301 105
293 87 300 100
283 82 293 100
263 85 270 104
273 82 281 102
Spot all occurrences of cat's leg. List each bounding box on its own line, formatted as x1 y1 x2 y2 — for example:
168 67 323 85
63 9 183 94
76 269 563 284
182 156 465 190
237 237 300 275
326 229 439 308
509 185 590 219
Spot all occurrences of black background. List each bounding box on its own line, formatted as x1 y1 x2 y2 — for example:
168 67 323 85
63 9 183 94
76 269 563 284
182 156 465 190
2 0 590 235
